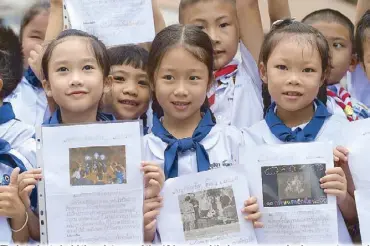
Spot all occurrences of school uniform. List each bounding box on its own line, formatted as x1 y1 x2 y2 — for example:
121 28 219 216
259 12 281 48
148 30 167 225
4 68 49 127
0 102 36 169
44 108 115 125
243 99 352 244
143 110 244 180
347 65 370 108
208 42 263 129
0 138 34 244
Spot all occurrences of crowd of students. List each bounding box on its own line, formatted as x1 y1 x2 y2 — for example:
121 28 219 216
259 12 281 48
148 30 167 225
1 0 370 243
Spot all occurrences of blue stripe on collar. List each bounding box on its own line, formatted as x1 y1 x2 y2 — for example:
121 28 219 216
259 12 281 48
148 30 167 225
0 102 16 124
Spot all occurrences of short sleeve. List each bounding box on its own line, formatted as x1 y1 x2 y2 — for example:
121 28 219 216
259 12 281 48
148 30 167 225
239 41 262 94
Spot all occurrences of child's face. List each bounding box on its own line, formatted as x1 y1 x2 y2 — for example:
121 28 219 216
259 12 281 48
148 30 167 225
361 32 370 80
180 0 239 70
22 10 49 68
45 38 105 116
310 21 355 84
110 64 150 120
155 46 209 122
260 37 323 113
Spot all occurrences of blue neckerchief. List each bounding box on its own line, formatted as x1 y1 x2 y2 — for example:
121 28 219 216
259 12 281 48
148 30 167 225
143 126 149 135
265 99 331 142
24 67 42 88
0 102 16 124
151 110 215 179
44 108 115 125
0 138 37 207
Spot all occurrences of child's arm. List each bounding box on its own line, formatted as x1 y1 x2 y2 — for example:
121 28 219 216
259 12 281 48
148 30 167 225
18 169 43 241
320 167 358 224
144 196 162 242
242 196 263 228
236 0 264 62
267 0 291 25
45 0 64 42
356 0 370 25
0 168 29 243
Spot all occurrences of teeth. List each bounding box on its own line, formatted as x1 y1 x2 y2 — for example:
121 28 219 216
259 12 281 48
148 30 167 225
286 92 301 96
121 100 137 106
173 102 188 106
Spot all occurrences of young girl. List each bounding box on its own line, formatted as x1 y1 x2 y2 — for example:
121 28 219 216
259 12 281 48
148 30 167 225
142 24 262 242
104 45 151 133
18 29 164 242
243 19 356 244
4 2 50 126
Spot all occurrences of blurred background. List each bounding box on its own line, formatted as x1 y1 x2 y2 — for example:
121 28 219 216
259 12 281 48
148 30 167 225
0 0 358 34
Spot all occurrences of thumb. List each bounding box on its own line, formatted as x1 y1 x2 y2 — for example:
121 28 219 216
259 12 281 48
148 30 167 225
10 167 20 186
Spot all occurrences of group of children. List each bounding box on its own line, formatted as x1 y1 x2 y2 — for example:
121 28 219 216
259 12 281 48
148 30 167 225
1 0 370 243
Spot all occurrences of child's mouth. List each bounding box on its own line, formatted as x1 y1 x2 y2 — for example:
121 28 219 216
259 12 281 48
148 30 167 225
118 99 139 106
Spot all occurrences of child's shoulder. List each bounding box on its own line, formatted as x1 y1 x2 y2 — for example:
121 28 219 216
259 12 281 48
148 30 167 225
0 119 35 147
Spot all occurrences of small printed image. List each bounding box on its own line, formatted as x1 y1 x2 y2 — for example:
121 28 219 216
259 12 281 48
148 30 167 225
261 164 327 207
178 186 240 241
69 145 126 186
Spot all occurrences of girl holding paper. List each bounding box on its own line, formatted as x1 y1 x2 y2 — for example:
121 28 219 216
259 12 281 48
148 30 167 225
142 24 262 243
243 19 357 244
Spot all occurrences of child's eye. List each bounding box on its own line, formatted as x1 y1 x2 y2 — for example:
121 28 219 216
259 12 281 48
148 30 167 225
333 43 344 49
276 65 288 70
220 23 229 28
302 68 315 73
83 65 94 70
57 67 68 72
138 80 149 86
196 25 205 30
162 75 174 80
113 76 125 82
189 76 200 81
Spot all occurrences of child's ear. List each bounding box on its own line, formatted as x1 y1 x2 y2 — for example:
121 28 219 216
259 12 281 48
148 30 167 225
103 75 113 94
348 53 358 73
42 80 53 97
259 62 268 84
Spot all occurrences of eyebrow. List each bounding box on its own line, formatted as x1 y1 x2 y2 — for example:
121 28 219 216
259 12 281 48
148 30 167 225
326 36 348 42
52 57 97 65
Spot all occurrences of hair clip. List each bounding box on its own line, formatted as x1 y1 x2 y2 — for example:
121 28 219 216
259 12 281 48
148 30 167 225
271 18 297 28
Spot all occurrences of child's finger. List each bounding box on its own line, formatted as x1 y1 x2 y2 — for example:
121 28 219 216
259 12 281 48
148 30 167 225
244 197 257 206
144 196 163 204
242 203 259 214
144 172 163 183
144 210 160 225
21 185 35 195
324 189 345 197
245 211 261 221
325 167 345 177
320 174 346 184
141 161 159 167
144 219 157 231
141 164 161 173
253 221 264 228
333 149 347 162
320 181 346 191
144 201 162 213
18 178 38 191
336 146 349 155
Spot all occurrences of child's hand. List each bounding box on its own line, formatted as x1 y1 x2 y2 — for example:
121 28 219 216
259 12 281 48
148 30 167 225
333 146 349 165
141 162 164 199
50 0 63 6
242 197 263 228
18 169 42 208
320 167 347 204
28 44 44 81
0 168 26 220
143 196 162 242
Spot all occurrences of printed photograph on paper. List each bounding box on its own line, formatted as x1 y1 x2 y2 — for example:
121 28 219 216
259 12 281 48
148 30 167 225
178 186 240 241
261 164 327 207
69 145 126 186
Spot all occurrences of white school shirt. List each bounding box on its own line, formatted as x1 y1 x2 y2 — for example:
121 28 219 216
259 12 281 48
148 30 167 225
242 114 352 244
209 42 263 129
143 124 244 177
0 148 32 244
4 77 48 127
0 120 36 169
326 96 348 120
347 65 370 108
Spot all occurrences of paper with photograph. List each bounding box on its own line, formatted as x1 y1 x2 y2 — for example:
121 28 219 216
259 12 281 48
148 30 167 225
342 118 370 189
157 167 257 245
37 121 143 244
64 0 155 46
354 189 370 244
244 142 338 244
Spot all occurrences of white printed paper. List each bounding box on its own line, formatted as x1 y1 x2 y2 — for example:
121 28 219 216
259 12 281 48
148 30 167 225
245 142 338 244
343 118 370 189
64 0 155 46
355 190 370 244
37 121 143 244
157 167 257 245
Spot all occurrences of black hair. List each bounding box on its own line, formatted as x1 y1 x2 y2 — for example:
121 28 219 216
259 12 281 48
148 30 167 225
0 26 23 99
42 29 110 81
108 44 149 70
302 8 355 52
148 24 216 121
20 2 50 42
260 19 331 116
355 10 370 70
